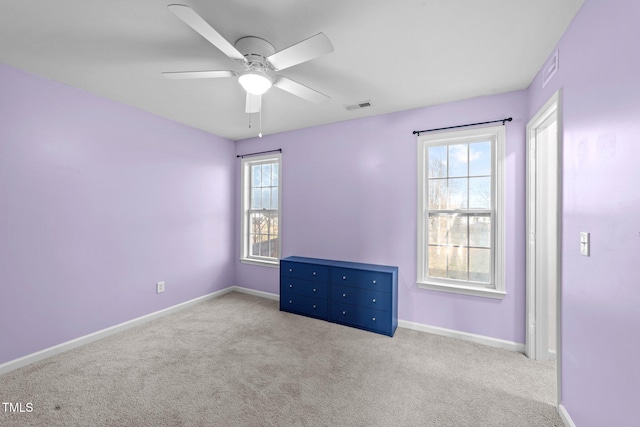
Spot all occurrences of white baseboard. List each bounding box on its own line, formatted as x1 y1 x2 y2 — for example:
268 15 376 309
232 289 524 353
232 288 524 353
0 287 234 376
398 319 525 353
229 288 525 353
1 286 525 376
230 286 279 301
559 404 577 427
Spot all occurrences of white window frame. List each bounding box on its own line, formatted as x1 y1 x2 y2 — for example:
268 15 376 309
240 153 282 267
416 125 505 299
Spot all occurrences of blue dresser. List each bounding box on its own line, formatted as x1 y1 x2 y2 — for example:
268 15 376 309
280 256 398 337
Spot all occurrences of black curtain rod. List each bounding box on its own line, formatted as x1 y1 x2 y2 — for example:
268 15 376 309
236 149 282 158
412 117 512 136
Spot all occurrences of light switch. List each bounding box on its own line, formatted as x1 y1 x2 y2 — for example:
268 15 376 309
580 232 590 256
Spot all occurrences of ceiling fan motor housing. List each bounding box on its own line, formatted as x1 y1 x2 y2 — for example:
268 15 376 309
235 36 276 71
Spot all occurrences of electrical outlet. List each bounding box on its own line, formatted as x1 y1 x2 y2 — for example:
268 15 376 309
156 281 165 294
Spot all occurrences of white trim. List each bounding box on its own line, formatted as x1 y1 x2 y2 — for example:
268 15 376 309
416 281 506 299
2 285 528 376
235 286 522 352
526 90 560 361
559 404 577 427
398 319 525 353
240 153 282 264
416 125 506 298
0 287 234 376
526 89 563 406
239 258 280 268
226 288 521 353
230 285 279 301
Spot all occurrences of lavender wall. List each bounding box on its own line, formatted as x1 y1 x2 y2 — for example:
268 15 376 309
0 64 235 365
528 0 640 425
236 90 528 344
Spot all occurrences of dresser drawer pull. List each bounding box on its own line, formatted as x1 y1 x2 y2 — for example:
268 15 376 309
313 272 317 276
312 304 317 309
289 284 293 288
372 298 376 303
289 268 293 272
372 280 377 284
289 300 293 304
372 317 376 321
313 288 317 292
342 276 346 280
342 293 346 298
342 311 346 315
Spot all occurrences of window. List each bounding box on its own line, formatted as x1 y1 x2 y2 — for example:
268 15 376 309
240 153 281 266
417 125 505 298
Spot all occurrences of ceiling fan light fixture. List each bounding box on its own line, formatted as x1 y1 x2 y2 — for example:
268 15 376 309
238 71 272 96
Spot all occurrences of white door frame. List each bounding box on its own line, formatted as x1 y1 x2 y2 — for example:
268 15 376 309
525 89 563 404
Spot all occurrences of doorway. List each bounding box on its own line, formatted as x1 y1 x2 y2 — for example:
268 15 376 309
526 90 562 402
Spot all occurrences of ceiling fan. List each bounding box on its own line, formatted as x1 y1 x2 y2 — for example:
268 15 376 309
163 4 334 115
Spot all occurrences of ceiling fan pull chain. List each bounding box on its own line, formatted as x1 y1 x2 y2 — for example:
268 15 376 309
259 104 263 138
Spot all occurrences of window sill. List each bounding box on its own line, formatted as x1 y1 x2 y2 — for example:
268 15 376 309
417 281 506 299
240 258 280 268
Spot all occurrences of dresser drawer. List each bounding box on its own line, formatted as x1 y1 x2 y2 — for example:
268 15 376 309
281 278 328 299
280 292 328 320
281 261 329 282
331 285 391 311
331 267 392 291
331 302 392 335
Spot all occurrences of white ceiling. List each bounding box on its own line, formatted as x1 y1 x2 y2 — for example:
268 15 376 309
0 0 584 141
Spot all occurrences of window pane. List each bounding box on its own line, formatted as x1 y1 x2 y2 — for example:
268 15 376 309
448 246 468 280
250 213 258 234
258 236 266 258
450 215 468 246
469 177 491 209
469 141 492 176
262 164 272 186
469 248 491 283
267 234 279 258
271 215 279 239
251 165 261 187
250 234 266 257
469 215 491 248
428 179 447 209
448 178 468 209
428 245 447 279
270 187 278 209
261 188 271 210
251 189 261 209
272 163 279 185
250 212 265 234
448 144 468 177
428 146 447 178
428 214 449 245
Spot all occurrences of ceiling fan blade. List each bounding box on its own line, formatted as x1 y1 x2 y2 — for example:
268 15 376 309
245 93 261 113
167 4 246 62
267 33 333 71
161 70 236 80
273 77 330 104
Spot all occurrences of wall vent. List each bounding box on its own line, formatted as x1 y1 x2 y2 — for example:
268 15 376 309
345 100 372 111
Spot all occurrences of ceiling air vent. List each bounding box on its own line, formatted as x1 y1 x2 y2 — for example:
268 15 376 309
345 100 372 111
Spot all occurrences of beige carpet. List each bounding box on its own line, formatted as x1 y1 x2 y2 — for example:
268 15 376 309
0 292 561 426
